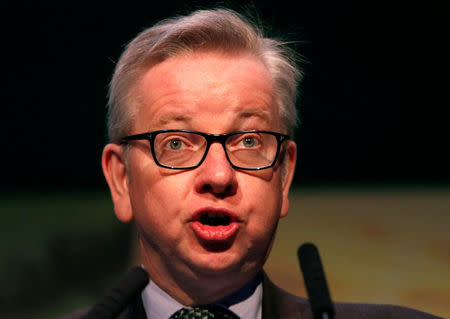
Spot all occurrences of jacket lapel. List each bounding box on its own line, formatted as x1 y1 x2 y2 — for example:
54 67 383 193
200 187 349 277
120 295 147 319
262 272 309 319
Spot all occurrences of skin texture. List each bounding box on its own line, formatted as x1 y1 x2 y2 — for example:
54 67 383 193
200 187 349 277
102 51 297 306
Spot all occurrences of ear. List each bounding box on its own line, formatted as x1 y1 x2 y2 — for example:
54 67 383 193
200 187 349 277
280 141 297 218
102 143 134 222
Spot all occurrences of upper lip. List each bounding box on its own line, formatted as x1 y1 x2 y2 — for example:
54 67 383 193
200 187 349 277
190 207 240 223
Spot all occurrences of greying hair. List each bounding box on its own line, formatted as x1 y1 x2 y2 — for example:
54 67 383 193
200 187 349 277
107 8 301 142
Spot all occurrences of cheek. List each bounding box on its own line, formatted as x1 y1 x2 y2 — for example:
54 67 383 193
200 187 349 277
127 164 190 239
244 177 284 237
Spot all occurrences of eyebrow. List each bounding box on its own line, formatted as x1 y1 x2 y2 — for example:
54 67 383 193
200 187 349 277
157 113 193 125
236 108 271 123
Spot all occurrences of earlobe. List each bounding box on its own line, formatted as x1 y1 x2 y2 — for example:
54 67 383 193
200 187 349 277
280 141 297 218
102 144 134 222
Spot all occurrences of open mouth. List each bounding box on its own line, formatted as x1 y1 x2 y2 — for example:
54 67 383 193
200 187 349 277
199 212 232 226
190 208 239 244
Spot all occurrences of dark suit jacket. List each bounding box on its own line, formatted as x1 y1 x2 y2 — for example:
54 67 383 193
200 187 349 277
60 273 442 319
260 274 442 319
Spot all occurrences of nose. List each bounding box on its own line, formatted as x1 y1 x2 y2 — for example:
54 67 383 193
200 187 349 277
194 142 237 198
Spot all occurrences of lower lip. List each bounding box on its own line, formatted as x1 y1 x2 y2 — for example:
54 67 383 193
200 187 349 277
191 221 239 241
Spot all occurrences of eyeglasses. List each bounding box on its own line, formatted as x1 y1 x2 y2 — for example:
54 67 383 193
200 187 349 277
120 130 290 170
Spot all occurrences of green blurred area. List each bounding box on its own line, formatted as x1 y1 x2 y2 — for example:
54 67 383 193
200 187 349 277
1 185 449 318
1 190 132 319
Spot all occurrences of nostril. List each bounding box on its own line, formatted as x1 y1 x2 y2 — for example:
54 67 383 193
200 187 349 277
223 184 233 195
202 184 213 193
200 183 235 198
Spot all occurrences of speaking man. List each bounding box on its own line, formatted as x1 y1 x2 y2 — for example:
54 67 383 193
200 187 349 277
62 8 442 319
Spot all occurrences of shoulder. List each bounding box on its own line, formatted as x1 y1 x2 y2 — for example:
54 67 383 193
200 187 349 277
334 302 443 319
261 273 310 318
261 273 442 319
57 306 132 319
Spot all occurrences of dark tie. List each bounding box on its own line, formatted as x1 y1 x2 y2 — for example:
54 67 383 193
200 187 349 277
169 304 240 319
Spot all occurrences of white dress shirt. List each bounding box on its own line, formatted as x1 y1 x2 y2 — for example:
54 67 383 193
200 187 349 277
141 274 262 319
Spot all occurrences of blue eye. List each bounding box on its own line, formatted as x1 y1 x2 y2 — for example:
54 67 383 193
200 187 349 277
237 135 262 148
167 139 184 150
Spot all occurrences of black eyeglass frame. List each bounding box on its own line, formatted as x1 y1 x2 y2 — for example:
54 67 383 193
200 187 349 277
120 129 290 170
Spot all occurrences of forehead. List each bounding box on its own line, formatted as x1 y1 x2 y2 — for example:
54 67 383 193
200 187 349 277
133 51 279 132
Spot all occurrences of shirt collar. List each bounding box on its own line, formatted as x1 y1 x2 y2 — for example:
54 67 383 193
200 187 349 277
141 273 263 319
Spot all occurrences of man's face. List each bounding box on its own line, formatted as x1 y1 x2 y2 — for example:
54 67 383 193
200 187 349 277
103 51 296 295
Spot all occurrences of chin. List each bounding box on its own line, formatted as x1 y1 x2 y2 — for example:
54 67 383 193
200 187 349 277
187 250 260 280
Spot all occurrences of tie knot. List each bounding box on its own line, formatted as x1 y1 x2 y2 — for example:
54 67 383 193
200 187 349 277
170 304 239 319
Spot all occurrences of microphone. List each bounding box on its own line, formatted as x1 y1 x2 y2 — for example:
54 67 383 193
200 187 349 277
298 243 335 319
83 266 149 319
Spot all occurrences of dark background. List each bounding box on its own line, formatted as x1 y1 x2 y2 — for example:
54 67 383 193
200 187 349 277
2 0 449 190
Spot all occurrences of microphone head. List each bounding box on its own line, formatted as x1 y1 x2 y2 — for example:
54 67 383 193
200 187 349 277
298 243 335 319
84 266 149 319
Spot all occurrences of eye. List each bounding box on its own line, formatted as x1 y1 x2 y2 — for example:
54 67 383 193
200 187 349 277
242 137 258 148
156 132 205 154
238 135 261 148
166 138 185 150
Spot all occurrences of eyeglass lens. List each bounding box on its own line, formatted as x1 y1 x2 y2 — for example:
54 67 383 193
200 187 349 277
153 131 278 169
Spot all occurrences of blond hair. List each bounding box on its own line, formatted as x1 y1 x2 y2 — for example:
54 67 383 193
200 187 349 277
107 8 301 142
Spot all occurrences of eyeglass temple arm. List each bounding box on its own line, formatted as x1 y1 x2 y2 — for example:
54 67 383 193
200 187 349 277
119 133 153 144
